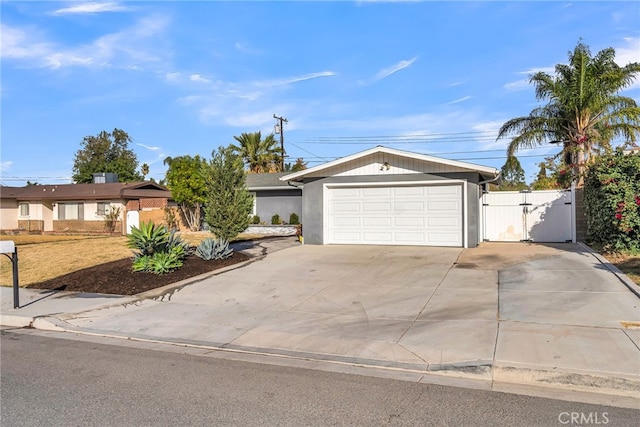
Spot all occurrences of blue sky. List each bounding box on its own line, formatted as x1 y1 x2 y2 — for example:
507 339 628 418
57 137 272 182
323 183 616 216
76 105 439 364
1 1 639 186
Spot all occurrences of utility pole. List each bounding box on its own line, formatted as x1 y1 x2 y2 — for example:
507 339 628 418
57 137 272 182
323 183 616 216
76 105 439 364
273 114 288 171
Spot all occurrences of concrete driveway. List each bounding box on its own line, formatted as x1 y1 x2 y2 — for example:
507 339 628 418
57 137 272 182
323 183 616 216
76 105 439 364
29 242 640 403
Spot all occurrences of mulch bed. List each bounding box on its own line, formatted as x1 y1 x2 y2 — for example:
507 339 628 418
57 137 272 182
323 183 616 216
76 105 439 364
27 252 251 296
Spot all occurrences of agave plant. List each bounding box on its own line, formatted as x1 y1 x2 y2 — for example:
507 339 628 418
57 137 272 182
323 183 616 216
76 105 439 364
127 221 191 274
195 237 233 260
127 221 170 258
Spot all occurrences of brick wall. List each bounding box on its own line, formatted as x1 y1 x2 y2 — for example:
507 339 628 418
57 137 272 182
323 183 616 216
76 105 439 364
140 198 168 209
53 220 122 233
138 206 185 230
18 219 44 232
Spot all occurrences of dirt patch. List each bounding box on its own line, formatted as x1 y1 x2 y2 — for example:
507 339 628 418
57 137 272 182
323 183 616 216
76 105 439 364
456 242 561 270
26 252 250 295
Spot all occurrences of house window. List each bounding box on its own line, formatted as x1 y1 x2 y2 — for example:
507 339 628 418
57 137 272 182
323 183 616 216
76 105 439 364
19 203 29 217
97 202 110 216
58 202 84 220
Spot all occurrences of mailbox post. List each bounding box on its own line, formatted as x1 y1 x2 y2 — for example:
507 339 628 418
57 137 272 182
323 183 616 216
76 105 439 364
1 241 19 308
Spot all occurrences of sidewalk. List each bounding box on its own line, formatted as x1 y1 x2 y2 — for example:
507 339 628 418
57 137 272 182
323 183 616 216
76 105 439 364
2 240 639 408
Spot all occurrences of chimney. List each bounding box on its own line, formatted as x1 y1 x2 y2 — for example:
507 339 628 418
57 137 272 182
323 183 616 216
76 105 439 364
93 173 119 184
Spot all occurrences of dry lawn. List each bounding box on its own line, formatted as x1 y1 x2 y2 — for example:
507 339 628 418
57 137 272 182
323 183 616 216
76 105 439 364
1 236 131 286
604 253 640 286
0 232 268 287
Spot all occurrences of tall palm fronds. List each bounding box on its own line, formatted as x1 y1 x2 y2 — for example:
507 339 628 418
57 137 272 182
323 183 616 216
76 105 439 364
230 131 283 173
498 42 640 185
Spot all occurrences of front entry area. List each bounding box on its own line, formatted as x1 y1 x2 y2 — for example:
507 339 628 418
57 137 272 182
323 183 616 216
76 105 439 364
325 183 464 247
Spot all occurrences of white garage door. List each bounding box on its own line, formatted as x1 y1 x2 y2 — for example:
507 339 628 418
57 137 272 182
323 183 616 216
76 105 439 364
327 184 463 246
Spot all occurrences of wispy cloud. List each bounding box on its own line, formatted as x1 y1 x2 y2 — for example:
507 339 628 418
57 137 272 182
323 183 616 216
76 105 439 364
1 15 170 70
445 95 471 105
616 37 640 89
50 2 131 16
504 79 530 92
256 71 337 88
503 66 555 92
234 42 263 55
363 57 417 85
137 143 160 151
517 67 555 75
190 73 211 84
0 161 13 172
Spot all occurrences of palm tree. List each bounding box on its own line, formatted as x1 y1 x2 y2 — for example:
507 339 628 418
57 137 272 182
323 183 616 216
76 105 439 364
497 41 640 185
230 131 283 173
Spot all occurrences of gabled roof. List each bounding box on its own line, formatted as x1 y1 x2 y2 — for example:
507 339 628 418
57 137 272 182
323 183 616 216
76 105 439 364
0 182 171 201
245 172 299 191
280 146 500 182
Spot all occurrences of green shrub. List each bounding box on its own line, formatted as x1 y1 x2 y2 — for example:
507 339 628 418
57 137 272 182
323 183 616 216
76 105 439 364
132 255 151 272
104 206 121 233
251 215 260 224
163 207 179 230
584 150 640 253
289 213 300 225
195 238 233 260
147 252 183 274
271 214 282 225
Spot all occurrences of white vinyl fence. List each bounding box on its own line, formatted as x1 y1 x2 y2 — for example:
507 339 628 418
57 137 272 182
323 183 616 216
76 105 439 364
482 189 575 243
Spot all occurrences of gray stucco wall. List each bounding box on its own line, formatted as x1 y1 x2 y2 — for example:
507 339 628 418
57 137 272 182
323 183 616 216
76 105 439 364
301 173 482 247
255 189 302 224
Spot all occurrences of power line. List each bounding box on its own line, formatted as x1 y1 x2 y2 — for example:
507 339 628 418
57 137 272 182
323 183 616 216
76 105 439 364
299 153 552 164
309 130 499 139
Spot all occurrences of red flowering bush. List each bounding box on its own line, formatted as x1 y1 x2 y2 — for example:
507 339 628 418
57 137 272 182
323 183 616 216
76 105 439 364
584 150 640 253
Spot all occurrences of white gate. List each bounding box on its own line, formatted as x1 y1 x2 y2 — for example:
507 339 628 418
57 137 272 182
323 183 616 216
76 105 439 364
482 189 574 243
126 210 139 234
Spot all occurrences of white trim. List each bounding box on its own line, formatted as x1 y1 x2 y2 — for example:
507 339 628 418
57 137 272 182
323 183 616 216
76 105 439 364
282 146 499 182
249 192 257 216
322 180 468 248
571 183 577 243
247 186 299 191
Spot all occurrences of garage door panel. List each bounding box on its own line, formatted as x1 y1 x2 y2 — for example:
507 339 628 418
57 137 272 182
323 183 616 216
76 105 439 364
363 217 392 227
363 202 391 212
427 200 460 211
394 187 425 196
394 201 425 212
332 231 361 241
332 201 361 213
333 188 361 198
427 217 459 227
327 184 463 247
394 217 424 227
427 186 460 196
362 187 392 197
363 232 393 242
333 217 361 227
394 232 427 243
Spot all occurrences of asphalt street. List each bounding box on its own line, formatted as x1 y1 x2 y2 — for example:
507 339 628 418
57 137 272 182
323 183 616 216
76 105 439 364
1 328 638 427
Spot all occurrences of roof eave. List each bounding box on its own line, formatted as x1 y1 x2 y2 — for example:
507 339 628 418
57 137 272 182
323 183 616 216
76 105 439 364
280 146 500 181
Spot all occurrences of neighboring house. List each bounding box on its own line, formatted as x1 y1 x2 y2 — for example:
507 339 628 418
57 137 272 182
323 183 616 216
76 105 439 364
245 172 302 224
280 146 500 248
0 175 172 235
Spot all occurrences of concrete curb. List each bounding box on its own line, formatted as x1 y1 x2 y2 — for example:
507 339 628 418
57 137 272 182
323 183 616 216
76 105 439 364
577 242 640 299
0 314 34 328
18 318 640 407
